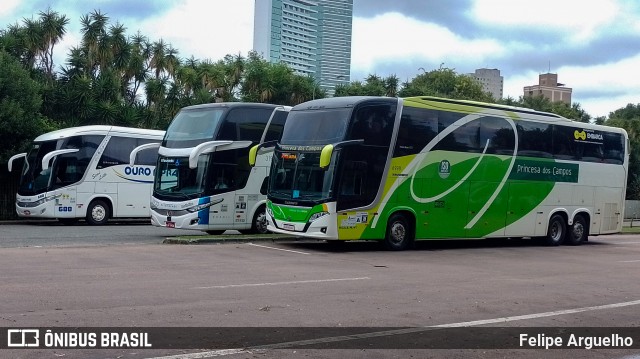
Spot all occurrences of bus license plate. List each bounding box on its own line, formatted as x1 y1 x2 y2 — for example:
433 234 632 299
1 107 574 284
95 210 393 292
283 223 295 231
166 221 175 228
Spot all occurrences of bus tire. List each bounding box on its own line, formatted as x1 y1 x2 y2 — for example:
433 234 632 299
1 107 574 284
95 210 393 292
566 214 588 246
545 214 566 246
205 230 225 235
86 199 110 226
240 206 269 235
384 213 413 251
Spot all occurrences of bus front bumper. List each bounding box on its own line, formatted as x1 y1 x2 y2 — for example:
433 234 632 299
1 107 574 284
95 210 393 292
16 201 54 218
266 213 338 240
151 209 207 230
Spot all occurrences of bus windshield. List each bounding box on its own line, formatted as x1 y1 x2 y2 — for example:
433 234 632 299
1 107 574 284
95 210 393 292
154 155 209 200
269 150 337 203
163 107 226 148
18 135 103 196
280 108 352 145
18 140 60 196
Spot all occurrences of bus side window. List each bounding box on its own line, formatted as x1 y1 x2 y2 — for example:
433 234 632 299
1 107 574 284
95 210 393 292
264 110 288 142
136 139 161 166
603 132 624 164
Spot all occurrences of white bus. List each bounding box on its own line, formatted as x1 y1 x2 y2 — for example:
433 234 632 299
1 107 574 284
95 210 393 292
263 96 628 250
132 103 289 234
8 125 165 225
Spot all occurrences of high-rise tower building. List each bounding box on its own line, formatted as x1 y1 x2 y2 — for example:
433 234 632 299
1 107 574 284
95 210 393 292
253 0 352 96
468 68 504 100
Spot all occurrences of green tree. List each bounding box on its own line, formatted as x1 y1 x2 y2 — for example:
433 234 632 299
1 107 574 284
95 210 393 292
334 74 398 97
0 50 56 162
398 67 493 102
606 104 640 199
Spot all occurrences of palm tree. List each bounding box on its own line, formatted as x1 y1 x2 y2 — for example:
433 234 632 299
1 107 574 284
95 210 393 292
38 8 69 79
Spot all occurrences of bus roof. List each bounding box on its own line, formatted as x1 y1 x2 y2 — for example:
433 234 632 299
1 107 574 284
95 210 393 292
291 96 397 111
180 102 291 111
404 96 564 119
34 125 165 142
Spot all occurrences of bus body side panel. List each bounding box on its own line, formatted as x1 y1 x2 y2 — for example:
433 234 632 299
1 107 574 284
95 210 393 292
230 152 270 230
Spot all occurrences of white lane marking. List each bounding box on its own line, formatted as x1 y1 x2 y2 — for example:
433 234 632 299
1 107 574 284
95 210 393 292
193 277 370 289
247 243 310 255
253 298 640 349
429 298 640 327
147 348 249 359
618 260 640 263
146 298 640 357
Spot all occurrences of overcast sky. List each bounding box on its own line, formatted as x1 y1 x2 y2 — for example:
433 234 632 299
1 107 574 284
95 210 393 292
1 0 639 118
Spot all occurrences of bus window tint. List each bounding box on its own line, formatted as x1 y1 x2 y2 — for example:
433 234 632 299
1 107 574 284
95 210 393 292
207 149 252 193
603 132 624 164
552 125 578 160
393 107 437 157
518 122 552 158
579 137 604 163
218 108 272 142
135 139 160 166
264 109 288 142
434 116 481 153
480 117 515 155
282 109 351 145
98 137 137 168
53 135 103 188
165 108 225 147
353 104 395 147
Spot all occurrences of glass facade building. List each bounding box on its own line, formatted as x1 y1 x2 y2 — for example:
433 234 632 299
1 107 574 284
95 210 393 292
253 0 352 96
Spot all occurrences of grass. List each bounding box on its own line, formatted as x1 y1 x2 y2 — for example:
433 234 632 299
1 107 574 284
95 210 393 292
621 226 640 234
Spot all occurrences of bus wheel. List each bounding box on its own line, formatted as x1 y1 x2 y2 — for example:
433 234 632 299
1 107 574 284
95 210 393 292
545 214 566 246
384 213 413 251
86 199 110 226
240 206 269 235
566 214 587 246
205 230 225 235
58 218 78 225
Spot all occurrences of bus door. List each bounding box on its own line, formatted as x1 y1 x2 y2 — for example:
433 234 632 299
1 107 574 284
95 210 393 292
49 153 80 217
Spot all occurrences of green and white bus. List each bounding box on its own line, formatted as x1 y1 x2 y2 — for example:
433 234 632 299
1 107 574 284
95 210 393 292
259 96 628 250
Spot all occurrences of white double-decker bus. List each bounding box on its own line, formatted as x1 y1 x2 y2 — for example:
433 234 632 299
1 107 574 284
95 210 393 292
8 125 164 225
134 103 289 234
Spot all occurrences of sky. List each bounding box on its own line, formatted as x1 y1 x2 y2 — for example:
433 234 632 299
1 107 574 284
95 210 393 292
1 0 639 119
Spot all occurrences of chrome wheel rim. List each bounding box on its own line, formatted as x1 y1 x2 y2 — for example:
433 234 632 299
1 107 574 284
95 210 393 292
572 222 584 241
256 212 268 234
550 222 562 242
390 221 406 244
92 205 106 222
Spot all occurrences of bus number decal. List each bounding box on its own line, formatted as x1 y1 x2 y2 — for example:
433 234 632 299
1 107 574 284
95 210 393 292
57 206 73 212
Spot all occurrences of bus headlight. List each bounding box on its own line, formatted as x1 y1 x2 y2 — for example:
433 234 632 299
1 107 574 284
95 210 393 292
309 211 329 222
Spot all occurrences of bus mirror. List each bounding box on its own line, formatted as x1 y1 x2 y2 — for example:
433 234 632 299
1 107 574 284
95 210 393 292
249 144 259 167
320 144 334 169
8 152 26 172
